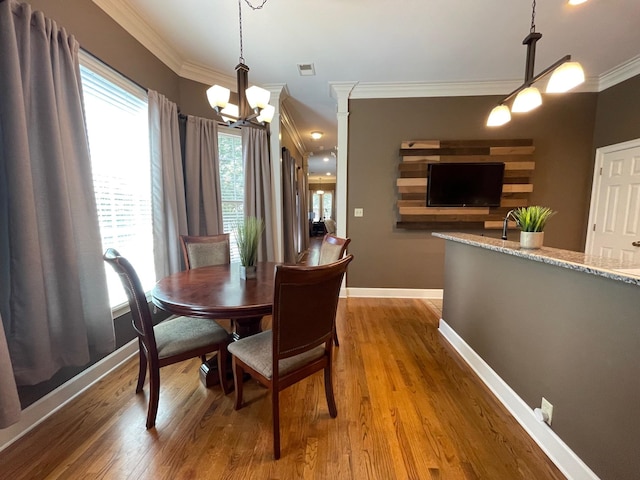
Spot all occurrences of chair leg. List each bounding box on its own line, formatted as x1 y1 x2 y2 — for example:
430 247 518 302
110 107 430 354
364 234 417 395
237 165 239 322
232 359 244 410
324 362 338 418
333 325 340 347
272 388 281 460
136 341 147 393
217 346 231 395
146 367 160 429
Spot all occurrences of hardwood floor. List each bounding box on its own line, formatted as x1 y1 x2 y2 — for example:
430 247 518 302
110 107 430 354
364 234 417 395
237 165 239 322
0 298 565 479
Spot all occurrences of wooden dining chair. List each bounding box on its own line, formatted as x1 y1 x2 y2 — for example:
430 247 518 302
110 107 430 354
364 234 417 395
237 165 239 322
180 234 230 270
228 254 353 459
317 234 351 346
103 248 231 429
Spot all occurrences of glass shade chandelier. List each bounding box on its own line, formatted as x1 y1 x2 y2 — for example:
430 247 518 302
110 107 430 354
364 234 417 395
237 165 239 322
487 0 585 127
206 0 275 128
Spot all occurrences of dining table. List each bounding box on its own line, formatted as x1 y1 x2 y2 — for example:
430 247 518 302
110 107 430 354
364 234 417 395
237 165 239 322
151 261 278 387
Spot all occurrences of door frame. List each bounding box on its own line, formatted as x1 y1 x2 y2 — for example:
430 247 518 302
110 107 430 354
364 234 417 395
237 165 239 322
585 137 640 255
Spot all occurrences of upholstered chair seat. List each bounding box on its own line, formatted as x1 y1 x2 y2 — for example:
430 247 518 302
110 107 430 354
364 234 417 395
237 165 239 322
155 317 230 360
228 331 325 379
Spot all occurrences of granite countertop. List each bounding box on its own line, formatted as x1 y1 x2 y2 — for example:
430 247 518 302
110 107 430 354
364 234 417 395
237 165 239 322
432 232 640 286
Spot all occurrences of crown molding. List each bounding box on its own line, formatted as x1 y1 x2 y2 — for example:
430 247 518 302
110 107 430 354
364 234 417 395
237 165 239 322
280 103 307 157
349 76 602 100
179 61 235 90
91 0 183 74
598 55 640 92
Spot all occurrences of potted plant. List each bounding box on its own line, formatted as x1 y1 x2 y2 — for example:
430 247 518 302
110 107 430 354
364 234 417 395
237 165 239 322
511 206 556 249
235 216 264 279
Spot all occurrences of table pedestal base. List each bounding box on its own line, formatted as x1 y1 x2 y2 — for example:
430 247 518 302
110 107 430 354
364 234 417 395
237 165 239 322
199 316 264 387
232 316 263 341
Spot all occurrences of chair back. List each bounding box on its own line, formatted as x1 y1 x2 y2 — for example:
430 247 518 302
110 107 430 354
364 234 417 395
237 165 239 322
103 248 158 360
272 255 353 360
180 234 230 269
318 234 351 265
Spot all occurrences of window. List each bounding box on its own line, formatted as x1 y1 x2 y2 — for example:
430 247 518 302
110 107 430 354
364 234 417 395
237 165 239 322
80 52 153 309
312 191 333 221
218 128 244 262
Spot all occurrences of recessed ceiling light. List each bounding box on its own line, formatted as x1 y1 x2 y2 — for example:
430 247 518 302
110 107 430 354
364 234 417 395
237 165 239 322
326 172 331 176
323 157 329 162
310 131 323 140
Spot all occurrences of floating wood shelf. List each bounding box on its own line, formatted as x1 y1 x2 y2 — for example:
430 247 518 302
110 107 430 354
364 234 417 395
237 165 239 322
396 139 535 230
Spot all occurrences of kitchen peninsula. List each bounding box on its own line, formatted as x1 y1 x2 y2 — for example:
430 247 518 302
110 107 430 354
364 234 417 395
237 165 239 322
433 232 640 480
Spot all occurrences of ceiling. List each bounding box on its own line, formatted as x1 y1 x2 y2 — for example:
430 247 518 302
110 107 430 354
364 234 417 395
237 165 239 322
95 0 640 182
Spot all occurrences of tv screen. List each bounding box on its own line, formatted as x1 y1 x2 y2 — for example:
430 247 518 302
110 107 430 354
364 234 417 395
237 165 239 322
427 162 505 207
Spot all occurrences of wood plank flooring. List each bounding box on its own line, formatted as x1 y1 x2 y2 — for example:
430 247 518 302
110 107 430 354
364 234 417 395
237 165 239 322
0 298 566 479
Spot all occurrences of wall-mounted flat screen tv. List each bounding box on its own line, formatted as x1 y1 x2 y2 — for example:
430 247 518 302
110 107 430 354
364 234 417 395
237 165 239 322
427 162 505 207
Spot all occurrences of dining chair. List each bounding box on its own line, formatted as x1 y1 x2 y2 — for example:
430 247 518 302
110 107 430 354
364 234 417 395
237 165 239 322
317 234 351 345
103 248 231 429
180 233 230 270
228 254 353 459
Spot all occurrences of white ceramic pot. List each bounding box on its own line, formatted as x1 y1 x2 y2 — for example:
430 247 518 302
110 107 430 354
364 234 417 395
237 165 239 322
520 231 544 249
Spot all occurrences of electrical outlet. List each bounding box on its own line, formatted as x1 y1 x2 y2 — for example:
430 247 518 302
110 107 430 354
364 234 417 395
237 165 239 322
354 208 364 217
541 397 553 425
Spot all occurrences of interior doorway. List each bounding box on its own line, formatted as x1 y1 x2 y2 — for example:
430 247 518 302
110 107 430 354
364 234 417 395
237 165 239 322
585 138 640 262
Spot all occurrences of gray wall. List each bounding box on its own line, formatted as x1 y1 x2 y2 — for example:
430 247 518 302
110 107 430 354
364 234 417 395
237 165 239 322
594 75 640 149
347 93 598 288
441 240 640 480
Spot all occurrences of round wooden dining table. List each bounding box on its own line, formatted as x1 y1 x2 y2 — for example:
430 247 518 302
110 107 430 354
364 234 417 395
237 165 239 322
151 261 278 386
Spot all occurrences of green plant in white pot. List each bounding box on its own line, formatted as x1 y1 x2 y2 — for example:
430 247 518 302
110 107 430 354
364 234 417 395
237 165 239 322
511 206 556 249
235 216 264 278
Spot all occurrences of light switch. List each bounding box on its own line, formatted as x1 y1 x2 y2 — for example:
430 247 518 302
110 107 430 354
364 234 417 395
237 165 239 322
354 208 363 217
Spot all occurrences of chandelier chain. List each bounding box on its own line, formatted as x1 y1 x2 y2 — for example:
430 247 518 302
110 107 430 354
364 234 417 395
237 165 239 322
530 0 537 33
243 0 268 9
237 0 244 63
237 0 268 64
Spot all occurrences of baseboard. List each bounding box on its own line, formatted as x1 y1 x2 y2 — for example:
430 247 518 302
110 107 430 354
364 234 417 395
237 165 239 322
438 319 600 480
346 287 443 299
0 340 138 453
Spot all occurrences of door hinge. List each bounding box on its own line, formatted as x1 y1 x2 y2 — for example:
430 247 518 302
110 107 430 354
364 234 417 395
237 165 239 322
599 167 603 175
593 224 596 231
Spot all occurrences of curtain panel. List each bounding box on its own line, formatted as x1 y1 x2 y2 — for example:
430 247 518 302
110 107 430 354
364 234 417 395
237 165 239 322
184 116 223 236
0 0 115 427
242 128 275 262
282 147 298 263
297 168 309 253
149 90 187 279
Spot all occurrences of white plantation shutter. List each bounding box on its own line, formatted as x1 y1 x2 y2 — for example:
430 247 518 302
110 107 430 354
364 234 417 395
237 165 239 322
218 128 244 263
80 52 154 309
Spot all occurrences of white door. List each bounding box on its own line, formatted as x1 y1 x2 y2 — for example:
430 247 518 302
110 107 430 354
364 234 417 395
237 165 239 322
586 139 640 262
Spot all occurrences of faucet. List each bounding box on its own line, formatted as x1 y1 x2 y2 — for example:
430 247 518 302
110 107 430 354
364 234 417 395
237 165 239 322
501 209 515 240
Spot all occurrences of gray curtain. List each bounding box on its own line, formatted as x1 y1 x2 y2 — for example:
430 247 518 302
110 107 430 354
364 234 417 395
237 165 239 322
242 127 275 261
282 148 297 263
0 0 114 411
184 115 223 235
297 167 309 253
149 90 187 279
0 313 19 428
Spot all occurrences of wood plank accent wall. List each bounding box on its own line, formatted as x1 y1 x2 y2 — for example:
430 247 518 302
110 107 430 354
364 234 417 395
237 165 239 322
397 139 535 229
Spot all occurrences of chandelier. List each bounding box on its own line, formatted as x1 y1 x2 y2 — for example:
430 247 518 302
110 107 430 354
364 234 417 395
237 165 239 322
486 0 585 127
206 0 275 128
